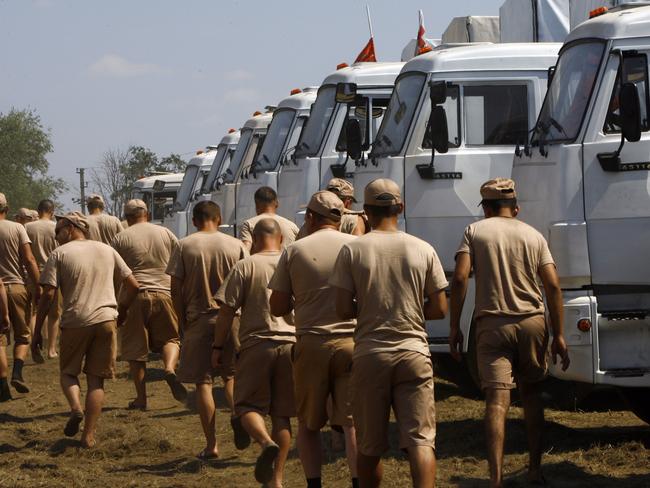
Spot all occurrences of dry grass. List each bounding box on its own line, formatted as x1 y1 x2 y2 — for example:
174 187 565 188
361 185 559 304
0 353 648 487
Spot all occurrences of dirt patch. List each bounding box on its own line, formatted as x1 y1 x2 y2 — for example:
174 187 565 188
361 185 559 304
1 354 648 487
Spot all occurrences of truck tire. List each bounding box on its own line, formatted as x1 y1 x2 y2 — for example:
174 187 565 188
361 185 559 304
621 388 650 424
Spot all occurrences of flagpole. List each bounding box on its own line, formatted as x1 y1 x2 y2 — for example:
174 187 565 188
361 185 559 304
366 4 374 39
419 9 424 28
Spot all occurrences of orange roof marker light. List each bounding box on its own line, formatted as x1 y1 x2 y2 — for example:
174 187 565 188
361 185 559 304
228 128 236 133
290 88 302 95
589 6 608 18
337 62 349 70
196 150 204 155
253 111 262 116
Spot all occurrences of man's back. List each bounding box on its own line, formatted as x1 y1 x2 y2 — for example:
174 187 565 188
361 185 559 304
40 239 131 328
25 219 56 271
239 213 298 249
270 228 355 335
330 231 448 358
0 219 30 285
167 231 246 321
112 222 177 292
88 213 123 244
457 217 554 319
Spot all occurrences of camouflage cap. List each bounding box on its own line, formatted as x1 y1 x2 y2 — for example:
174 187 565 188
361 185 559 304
56 211 90 233
327 178 356 202
479 178 517 204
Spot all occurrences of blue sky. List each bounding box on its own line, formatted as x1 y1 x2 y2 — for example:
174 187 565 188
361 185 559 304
0 0 503 210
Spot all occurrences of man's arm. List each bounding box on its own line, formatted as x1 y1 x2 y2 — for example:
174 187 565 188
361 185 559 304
32 285 56 355
424 289 447 321
539 263 570 371
211 305 236 368
0 280 10 334
335 287 357 320
449 252 471 362
351 216 366 236
117 275 139 327
19 243 41 302
170 276 186 329
270 290 293 317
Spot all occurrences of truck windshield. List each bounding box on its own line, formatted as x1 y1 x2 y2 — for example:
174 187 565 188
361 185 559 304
534 41 605 144
174 165 199 211
295 86 336 157
371 73 426 157
223 129 253 183
255 109 295 171
202 144 229 194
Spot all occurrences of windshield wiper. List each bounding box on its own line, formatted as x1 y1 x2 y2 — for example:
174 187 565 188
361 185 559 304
548 117 568 138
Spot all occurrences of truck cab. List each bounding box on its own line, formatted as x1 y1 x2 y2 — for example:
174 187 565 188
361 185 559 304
164 148 218 238
132 173 183 226
235 88 317 228
277 62 404 224
211 111 272 236
364 43 560 352
512 5 650 413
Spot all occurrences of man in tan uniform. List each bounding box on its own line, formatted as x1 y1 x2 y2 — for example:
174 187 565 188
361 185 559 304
86 194 124 244
450 178 570 487
0 279 11 401
238 186 298 252
166 200 247 459
15 208 39 341
214 218 295 487
0 193 40 395
327 178 367 236
26 199 60 359
330 178 448 488
32 212 138 448
112 199 186 409
269 191 359 488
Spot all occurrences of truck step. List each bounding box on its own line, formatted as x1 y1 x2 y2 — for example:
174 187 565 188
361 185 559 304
604 368 650 378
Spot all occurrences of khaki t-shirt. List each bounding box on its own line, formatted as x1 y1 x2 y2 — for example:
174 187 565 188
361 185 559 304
238 213 299 249
339 211 366 235
269 228 356 336
112 222 178 293
40 239 132 328
88 213 124 244
0 219 31 285
216 251 295 350
166 231 247 322
25 219 57 271
455 217 555 319
329 231 448 358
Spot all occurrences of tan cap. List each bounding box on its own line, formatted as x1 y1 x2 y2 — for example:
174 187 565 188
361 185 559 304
124 199 147 215
364 178 402 207
0 193 6 207
29 210 39 220
56 211 90 233
305 190 344 222
86 193 104 205
479 178 517 204
16 208 32 219
327 178 356 202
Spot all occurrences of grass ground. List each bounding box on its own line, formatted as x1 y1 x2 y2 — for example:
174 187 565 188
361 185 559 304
1 352 649 487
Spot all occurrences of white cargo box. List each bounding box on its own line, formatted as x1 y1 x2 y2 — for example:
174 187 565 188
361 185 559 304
500 0 570 42
569 0 650 30
441 16 500 44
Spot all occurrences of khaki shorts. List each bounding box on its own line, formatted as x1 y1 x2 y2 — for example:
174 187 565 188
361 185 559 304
352 350 436 457
293 334 353 430
234 340 296 418
2 284 31 346
177 312 236 385
59 321 117 379
120 291 180 362
476 314 549 390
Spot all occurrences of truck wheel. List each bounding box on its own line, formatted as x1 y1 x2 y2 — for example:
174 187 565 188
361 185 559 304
465 321 482 392
621 388 650 424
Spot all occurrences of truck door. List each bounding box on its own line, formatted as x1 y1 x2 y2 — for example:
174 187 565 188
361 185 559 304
582 50 650 311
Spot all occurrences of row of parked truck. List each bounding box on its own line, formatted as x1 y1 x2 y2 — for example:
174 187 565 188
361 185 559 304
133 1 650 422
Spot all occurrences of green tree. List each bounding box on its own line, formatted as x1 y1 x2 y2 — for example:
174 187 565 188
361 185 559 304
0 108 66 211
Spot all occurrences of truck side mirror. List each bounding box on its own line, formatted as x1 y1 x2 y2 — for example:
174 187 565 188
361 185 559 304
346 118 363 161
429 106 449 154
619 82 642 142
336 83 358 103
429 81 447 105
547 66 556 88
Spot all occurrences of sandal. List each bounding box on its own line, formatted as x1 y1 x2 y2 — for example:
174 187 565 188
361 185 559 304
164 372 188 402
64 411 84 437
127 400 147 411
255 442 280 484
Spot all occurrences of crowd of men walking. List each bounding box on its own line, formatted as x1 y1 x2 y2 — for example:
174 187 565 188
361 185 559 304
0 178 570 488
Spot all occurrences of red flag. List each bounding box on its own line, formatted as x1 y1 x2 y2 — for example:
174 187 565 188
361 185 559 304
415 13 434 56
355 37 377 63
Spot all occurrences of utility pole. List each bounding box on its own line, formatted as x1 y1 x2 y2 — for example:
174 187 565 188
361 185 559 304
76 168 87 214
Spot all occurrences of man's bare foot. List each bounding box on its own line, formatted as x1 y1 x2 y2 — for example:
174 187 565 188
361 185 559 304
48 351 58 359
80 437 96 449
196 447 219 460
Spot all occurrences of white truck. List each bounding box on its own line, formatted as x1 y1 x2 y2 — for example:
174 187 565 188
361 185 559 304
211 111 273 236
131 173 183 226
512 4 650 422
235 88 317 227
276 62 404 224
357 42 560 373
164 148 218 238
